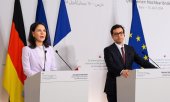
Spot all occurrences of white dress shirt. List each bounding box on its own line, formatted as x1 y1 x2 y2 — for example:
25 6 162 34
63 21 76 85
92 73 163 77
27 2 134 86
115 43 125 74
115 43 125 56
37 46 45 67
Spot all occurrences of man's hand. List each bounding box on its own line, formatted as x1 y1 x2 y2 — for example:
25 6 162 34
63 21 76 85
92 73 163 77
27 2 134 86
121 69 130 78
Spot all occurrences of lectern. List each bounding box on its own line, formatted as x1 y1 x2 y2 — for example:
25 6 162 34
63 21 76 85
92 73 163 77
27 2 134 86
24 71 88 102
117 69 170 102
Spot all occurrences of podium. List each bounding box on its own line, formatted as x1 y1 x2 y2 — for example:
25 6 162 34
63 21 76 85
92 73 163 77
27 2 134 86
116 69 170 102
24 71 88 102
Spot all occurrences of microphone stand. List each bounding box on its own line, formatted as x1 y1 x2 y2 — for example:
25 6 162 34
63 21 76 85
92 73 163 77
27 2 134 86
142 51 160 68
55 50 72 70
43 50 47 71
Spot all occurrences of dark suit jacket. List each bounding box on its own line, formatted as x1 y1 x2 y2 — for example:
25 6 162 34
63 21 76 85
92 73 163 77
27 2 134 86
104 43 156 95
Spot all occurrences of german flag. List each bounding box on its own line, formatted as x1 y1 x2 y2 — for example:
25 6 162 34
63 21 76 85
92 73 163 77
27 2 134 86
3 0 27 102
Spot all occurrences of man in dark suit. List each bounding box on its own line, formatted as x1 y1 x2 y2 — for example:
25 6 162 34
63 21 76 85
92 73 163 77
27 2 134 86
104 24 156 102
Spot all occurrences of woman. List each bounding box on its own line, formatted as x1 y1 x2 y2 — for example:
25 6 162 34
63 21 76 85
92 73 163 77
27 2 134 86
22 22 57 77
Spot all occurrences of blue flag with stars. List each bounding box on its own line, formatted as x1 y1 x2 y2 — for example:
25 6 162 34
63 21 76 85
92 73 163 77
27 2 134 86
128 0 149 69
36 0 51 45
53 0 71 46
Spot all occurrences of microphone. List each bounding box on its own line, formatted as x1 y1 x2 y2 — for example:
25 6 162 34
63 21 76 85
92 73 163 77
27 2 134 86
55 50 72 70
141 51 160 68
43 50 47 71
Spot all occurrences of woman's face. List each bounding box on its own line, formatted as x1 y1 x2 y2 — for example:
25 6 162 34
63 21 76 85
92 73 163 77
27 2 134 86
32 24 46 44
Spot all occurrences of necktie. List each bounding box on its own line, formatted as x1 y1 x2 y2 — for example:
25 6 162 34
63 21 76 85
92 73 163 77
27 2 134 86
121 47 125 64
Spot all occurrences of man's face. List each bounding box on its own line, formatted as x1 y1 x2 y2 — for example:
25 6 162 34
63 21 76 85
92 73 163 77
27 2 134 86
112 27 125 44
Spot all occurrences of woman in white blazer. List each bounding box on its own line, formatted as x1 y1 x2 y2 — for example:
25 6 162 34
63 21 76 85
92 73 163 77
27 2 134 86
22 22 57 77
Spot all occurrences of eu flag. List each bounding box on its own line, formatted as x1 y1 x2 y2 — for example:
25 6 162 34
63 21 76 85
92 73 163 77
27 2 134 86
53 0 71 46
128 0 149 69
36 0 51 45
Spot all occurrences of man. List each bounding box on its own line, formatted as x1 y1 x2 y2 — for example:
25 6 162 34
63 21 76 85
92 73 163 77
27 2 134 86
104 24 156 102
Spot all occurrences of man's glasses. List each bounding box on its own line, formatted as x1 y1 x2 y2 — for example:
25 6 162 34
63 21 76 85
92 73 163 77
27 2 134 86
113 31 124 36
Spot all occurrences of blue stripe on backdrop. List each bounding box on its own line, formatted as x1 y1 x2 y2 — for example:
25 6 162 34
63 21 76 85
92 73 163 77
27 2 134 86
53 0 71 46
128 0 149 69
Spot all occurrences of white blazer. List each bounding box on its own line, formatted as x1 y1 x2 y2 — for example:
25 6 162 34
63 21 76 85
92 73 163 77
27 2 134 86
22 46 57 77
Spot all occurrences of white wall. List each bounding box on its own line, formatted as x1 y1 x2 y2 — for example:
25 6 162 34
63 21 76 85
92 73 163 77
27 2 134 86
0 0 14 101
1 0 170 102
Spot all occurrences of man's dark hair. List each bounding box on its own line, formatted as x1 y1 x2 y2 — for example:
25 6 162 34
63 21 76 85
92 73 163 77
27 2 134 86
110 24 125 36
28 22 50 48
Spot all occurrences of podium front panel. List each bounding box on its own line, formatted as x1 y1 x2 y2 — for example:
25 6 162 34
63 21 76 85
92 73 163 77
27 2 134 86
117 69 170 102
25 71 88 102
